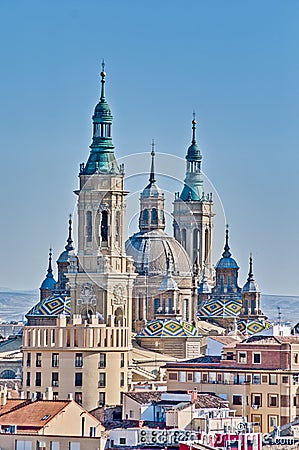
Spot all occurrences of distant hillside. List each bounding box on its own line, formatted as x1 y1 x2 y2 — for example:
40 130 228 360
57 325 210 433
261 294 299 323
0 289 38 322
0 289 298 324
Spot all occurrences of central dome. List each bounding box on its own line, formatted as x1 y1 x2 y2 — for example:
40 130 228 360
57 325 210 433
126 229 192 276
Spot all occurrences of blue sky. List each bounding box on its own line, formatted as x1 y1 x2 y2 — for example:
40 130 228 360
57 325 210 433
0 0 298 294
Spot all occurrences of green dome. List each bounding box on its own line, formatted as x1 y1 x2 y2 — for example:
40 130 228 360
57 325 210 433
186 142 202 162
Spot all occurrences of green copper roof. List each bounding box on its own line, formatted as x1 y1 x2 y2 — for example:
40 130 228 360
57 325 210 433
180 115 203 201
82 64 120 175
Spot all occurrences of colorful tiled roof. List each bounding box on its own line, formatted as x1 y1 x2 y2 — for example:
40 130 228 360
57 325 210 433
237 318 272 336
26 293 70 317
137 319 200 338
198 297 242 318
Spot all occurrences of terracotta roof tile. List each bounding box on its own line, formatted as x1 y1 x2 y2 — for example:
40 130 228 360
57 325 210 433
0 400 71 429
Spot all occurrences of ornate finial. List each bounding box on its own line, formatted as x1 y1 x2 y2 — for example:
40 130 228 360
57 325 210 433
47 248 54 278
100 59 106 101
247 253 254 281
192 112 197 144
222 224 232 258
65 214 74 251
149 139 156 184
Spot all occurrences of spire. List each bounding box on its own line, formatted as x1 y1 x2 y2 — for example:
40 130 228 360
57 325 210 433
247 253 254 282
65 214 74 252
82 63 120 175
222 225 232 258
100 60 106 101
179 114 203 201
149 140 156 184
40 247 56 294
47 248 54 279
191 112 197 145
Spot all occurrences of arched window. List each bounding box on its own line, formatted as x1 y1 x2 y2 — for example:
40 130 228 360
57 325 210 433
181 229 187 250
115 307 124 326
0 369 15 379
142 209 149 223
151 208 158 225
86 211 92 242
101 211 108 242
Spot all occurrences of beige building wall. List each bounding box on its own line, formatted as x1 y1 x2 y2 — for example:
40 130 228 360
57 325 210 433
167 368 299 433
22 316 130 410
0 435 105 450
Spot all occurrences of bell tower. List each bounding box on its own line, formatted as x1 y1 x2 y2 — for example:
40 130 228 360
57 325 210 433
69 65 136 323
173 115 214 279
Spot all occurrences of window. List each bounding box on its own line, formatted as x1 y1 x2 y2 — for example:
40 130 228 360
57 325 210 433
53 392 58 400
269 394 278 407
252 394 262 407
232 395 242 405
120 372 125 387
99 373 106 387
282 376 289 383
281 395 290 407
70 443 80 450
294 353 299 364
253 353 261 364
16 441 33 450
179 371 186 382
269 415 278 429
35 372 41 387
99 392 105 406
238 352 247 363
89 427 96 437
187 372 193 381
75 353 83 368
52 353 59 368
252 374 261 384
226 352 234 360
202 373 208 383
99 353 106 368
36 353 42 367
86 211 92 242
75 372 83 387
75 392 82 405
52 372 59 387
234 374 245 385
26 372 30 387
262 375 268 383
269 374 277 385
120 353 125 368
119 438 126 445
26 353 31 367
169 372 178 381
50 443 60 450
101 211 108 242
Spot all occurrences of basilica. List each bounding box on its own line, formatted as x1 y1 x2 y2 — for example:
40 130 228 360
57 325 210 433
23 68 270 410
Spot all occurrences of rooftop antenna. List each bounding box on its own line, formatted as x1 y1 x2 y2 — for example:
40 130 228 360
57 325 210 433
277 307 282 325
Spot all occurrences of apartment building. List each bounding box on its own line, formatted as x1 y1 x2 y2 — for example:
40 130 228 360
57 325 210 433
166 335 299 433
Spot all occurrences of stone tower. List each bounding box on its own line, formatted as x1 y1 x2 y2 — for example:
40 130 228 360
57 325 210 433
173 116 214 280
68 67 136 327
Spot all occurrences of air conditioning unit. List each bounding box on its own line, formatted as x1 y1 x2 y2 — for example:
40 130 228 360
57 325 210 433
252 404 259 410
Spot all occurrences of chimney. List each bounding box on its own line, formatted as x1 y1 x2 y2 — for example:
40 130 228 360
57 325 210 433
0 385 7 406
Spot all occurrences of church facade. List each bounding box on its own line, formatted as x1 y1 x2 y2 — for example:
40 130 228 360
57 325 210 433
22 67 269 410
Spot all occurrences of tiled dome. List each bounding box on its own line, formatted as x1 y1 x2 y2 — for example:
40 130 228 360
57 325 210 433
26 293 70 318
137 319 200 338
